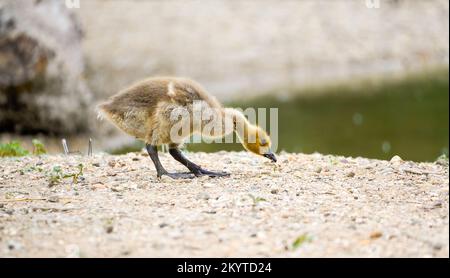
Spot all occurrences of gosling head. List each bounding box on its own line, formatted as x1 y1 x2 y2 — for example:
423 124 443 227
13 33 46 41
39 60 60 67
242 126 277 163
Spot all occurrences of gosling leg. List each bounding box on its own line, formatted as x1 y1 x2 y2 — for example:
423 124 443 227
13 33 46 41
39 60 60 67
145 144 194 179
168 147 229 177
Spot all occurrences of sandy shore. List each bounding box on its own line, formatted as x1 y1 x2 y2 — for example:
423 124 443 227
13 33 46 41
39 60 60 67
0 151 448 257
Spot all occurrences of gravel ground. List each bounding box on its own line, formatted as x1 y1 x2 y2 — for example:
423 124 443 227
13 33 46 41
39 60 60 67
0 151 448 257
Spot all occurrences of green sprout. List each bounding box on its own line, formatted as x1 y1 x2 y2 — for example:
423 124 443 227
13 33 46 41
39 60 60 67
48 164 84 186
32 139 47 155
248 194 267 207
0 141 30 157
292 233 313 250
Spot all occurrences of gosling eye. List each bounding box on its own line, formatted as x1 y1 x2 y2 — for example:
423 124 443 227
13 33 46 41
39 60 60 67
260 138 267 146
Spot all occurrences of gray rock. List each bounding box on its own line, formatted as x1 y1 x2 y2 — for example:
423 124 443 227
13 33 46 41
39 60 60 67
0 0 93 134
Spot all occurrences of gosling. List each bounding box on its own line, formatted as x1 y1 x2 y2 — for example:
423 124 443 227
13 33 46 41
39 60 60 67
98 77 277 179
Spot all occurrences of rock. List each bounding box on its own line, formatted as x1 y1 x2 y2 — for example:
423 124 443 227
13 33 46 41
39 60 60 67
7 240 21 250
346 171 355 178
314 167 322 173
111 185 124 192
47 196 59 203
390 155 403 164
369 231 383 239
433 243 443 250
4 208 14 215
105 225 114 234
432 202 442 208
91 183 107 190
202 183 214 188
0 0 93 134
196 192 210 200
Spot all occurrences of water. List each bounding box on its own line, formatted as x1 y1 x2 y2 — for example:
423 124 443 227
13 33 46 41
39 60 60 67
113 68 449 162
187 69 449 162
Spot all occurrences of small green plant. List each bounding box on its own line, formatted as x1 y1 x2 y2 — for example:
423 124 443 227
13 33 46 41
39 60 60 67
32 139 47 155
48 166 63 186
48 163 85 186
0 139 47 157
292 233 313 250
0 141 30 157
248 194 267 207
435 153 449 166
19 165 44 175
63 163 84 184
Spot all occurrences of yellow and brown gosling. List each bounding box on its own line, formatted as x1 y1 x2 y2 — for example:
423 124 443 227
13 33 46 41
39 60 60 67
98 77 276 179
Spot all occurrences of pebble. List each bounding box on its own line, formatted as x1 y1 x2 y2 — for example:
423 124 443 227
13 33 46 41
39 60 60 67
432 202 442 208
111 185 124 192
196 192 210 200
91 183 107 190
346 171 355 178
47 196 59 203
7 240 21 251
369 231 383 239
390 155 403 164
4 209 14 215
105 225 114 234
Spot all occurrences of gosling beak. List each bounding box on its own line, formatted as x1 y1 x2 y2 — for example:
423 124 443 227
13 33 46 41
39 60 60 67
263 152 277 163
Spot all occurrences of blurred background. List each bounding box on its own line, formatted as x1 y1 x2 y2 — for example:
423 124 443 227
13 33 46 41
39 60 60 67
0 0 448 162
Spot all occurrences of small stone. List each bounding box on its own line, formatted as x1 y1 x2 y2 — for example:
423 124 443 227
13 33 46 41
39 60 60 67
390 155 403 164
105 225 114 233
132 157 140 161
159 223 168 228
270 188 279 194
160 176 172 183
124 182 138 190
5 209 14 215
106 170 117 177
314 167 322 173
7 240 21 250
196 192 210 200
433 202 442 208
91 183 107 190
202 183 214 188
111 185 124 192
433 243 443 250
47 196 59 203
108 160 116 167
369 231 383 239
92 162 100 167
346 171 355 178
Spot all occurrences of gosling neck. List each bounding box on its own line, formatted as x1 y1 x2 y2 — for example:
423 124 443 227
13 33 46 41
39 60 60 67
223 108 256 144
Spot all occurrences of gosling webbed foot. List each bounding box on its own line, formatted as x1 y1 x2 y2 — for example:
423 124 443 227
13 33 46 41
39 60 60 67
158 171 196 179
168 147 230 178
192 168 230 178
